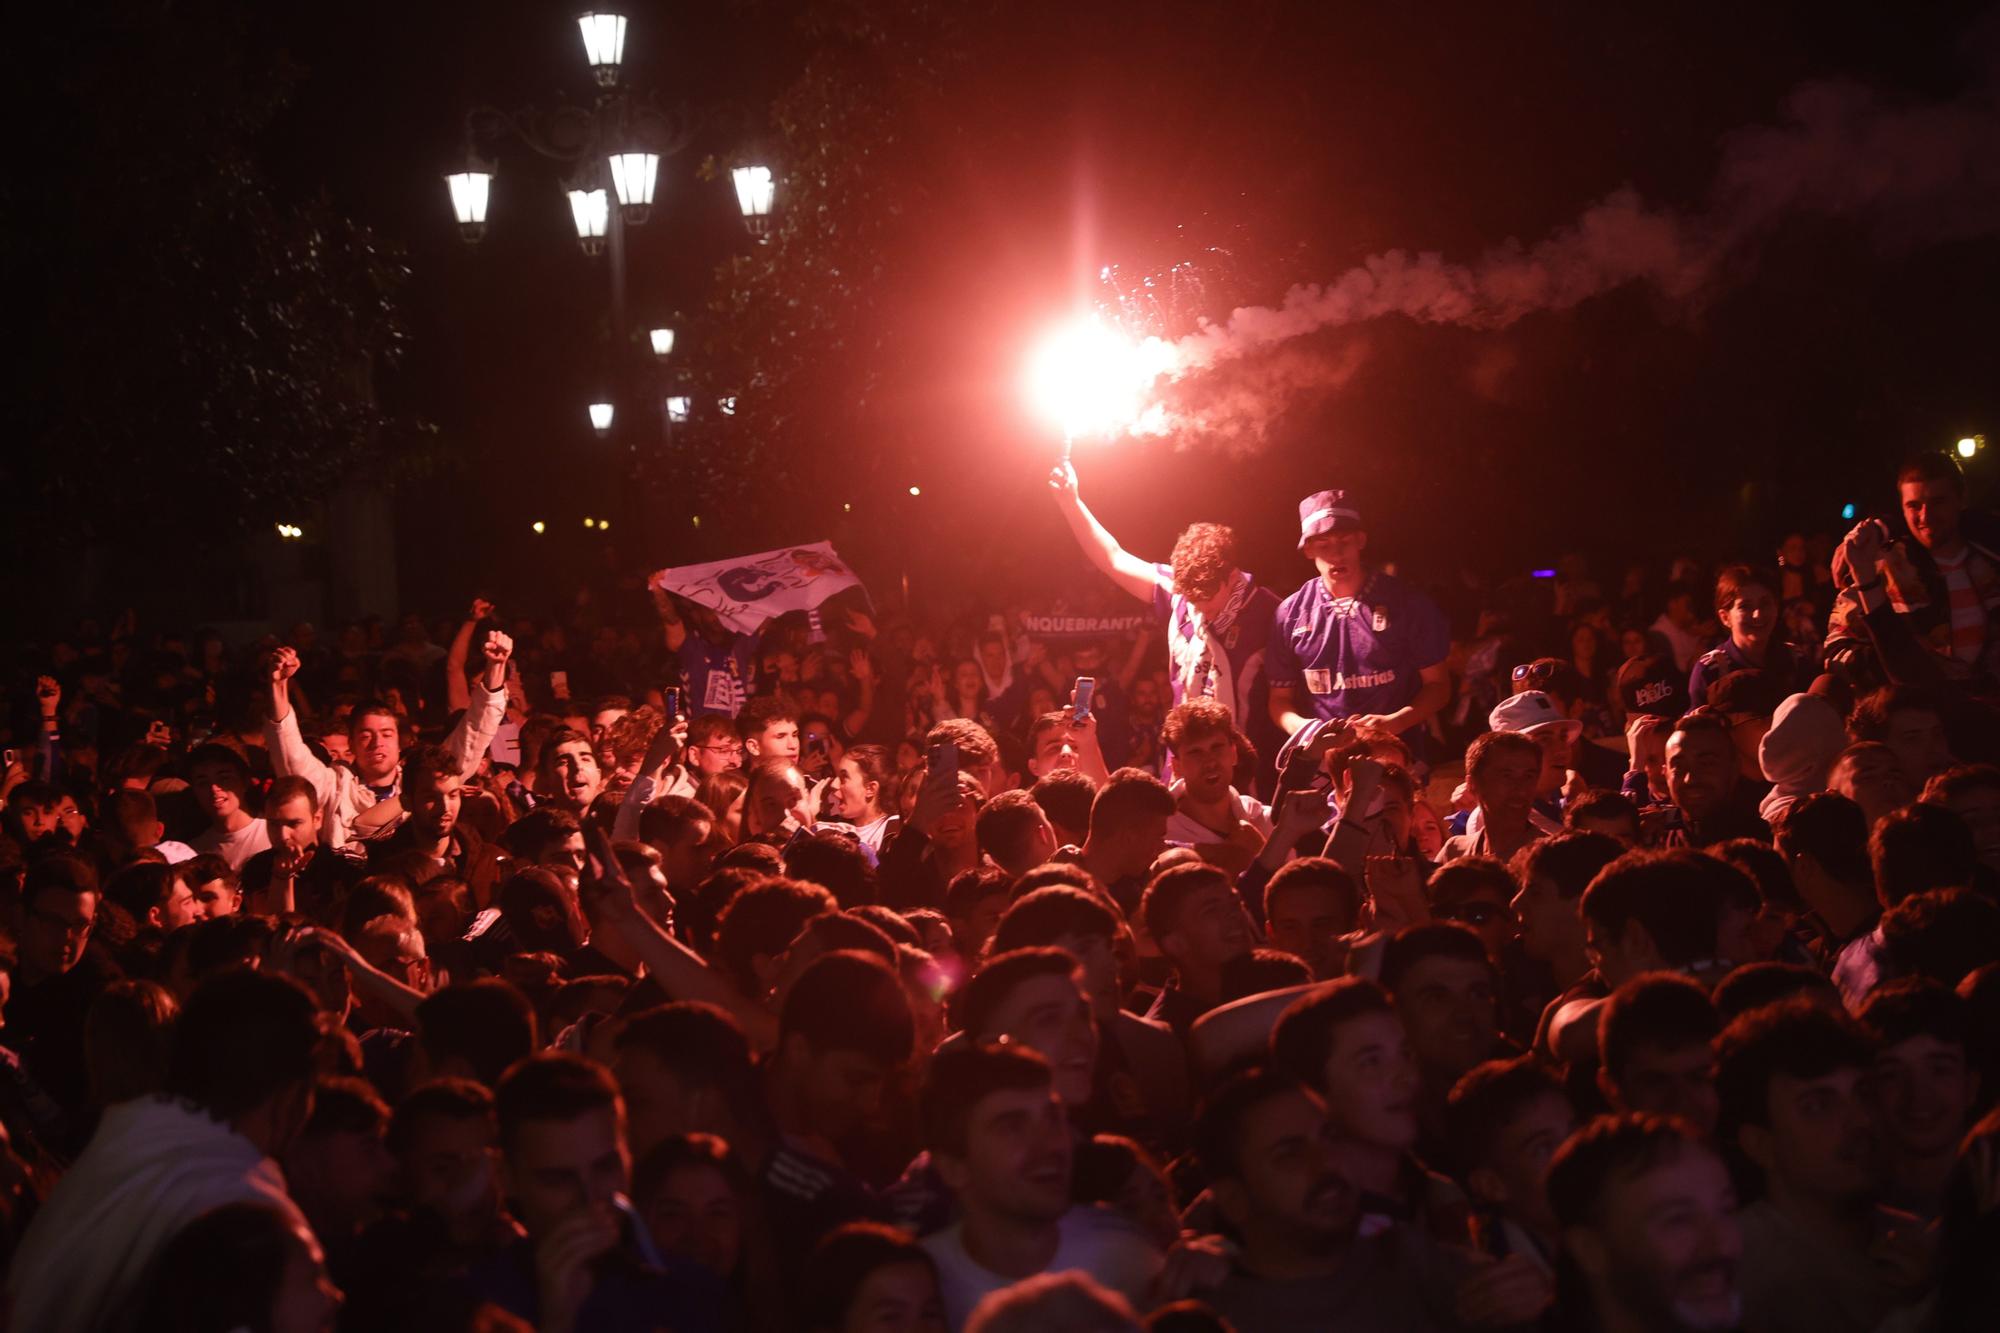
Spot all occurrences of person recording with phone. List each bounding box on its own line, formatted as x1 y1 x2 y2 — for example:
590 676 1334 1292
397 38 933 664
878 743 987 910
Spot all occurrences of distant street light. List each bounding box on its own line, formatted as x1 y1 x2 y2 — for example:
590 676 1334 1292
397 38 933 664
589 401 615 434
576 11 629 87
648 327 676 359
732 165 776 239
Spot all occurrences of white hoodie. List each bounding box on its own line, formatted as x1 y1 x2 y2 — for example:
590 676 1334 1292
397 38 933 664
7 1096 310 1333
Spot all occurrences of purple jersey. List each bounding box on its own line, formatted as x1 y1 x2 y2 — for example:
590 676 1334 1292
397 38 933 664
1268 571 1450 721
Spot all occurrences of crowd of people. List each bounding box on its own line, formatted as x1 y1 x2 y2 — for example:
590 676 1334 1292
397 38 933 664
0 447 1997 1333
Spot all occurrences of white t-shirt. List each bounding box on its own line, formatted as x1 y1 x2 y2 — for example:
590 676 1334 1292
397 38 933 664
191 818 271 871
1165 785 1272 846
923 1204 1162 1332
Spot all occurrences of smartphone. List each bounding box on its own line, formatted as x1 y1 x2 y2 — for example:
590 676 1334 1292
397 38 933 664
805 730 828 757
662 687 683 725
928 742 958 787
1071 676 1096 725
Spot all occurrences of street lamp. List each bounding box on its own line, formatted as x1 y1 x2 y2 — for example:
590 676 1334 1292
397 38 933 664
444 159 494 242
576 11 628 87
666 395 691 423
649 327 675 359
567 187 610 254
732 165 776 239
608 150 659 223
589 401 615 434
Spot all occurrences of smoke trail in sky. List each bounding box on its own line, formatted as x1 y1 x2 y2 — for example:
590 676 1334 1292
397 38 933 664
1148 72 2000 445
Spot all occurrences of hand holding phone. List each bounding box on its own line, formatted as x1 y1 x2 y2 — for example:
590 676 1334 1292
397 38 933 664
928 742 959 788
1071 676 1096 725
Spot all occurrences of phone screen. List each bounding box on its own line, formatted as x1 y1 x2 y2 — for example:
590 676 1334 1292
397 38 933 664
663 687 682 724
1072 676 1096 724
928 742 959 787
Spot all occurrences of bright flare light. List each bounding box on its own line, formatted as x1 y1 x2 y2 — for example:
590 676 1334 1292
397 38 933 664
649 327 675 358
666 395 691 423
1958 436 1981 459
588 401 615 434
1024 317 1166 445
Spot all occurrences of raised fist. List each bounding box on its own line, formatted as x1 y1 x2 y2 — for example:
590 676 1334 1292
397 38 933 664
268 646 301 683
481 630 514 666
470 597 496 622
1047 459 1079 499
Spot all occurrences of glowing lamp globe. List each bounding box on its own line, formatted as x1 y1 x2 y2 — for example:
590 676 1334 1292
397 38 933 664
732 166 776 238
1025 317 1158 444
649 328 676 359
568 188 610 254
608 151 659 223
444 167 492 242
588 401 615 435
1958 436 1980 459
576 12 628 86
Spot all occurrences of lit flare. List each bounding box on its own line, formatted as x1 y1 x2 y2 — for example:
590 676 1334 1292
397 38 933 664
1024 316 1170 444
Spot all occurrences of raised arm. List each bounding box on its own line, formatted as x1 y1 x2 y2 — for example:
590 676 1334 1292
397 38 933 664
444 597 493 714
1047 460 1164 604
612 716 686 842
582 828 777 1049
440 630 514 779
650 585 689 654
264 646 336 813
843 648 878 740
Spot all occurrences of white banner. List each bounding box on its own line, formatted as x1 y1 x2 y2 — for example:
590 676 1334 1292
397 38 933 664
651 541 862 634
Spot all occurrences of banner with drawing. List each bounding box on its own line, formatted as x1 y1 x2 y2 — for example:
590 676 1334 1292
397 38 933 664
651 542 863 634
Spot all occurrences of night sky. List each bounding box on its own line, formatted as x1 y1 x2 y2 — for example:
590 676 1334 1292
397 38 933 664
32 0 2000 619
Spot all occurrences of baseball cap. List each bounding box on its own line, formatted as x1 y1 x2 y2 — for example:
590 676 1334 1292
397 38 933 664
1488 690 1583 744
1296 489 1363 549
1616 653 1688 720
1706 668 1782 719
